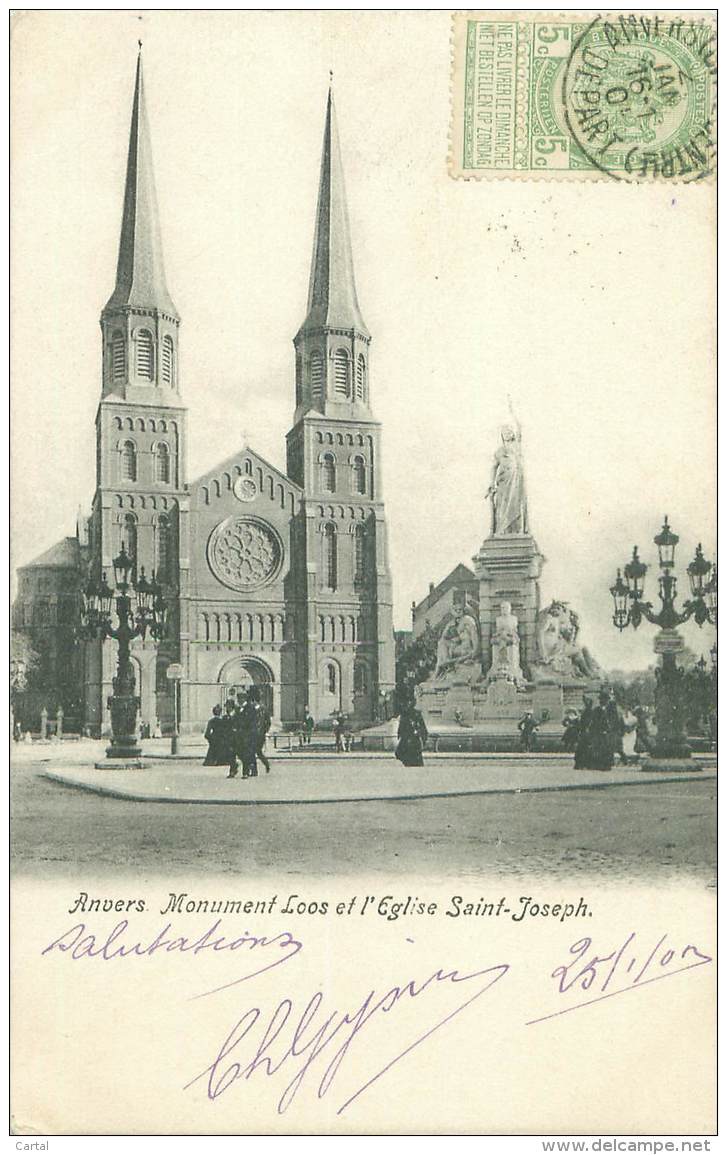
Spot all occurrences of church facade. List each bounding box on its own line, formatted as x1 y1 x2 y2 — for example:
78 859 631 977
13 56 395 734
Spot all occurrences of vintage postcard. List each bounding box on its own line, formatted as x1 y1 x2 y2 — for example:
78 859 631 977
10 10 716 1138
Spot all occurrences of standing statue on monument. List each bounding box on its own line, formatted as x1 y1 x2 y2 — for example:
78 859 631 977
485 396 529 536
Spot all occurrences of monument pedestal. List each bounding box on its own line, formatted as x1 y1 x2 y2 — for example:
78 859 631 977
474 534 544 679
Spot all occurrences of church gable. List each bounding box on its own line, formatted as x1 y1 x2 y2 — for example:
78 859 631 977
192 448 302 518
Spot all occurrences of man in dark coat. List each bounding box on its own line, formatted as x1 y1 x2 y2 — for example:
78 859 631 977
235 690 258 778
248 686 272 774
302 707 315 745
518 711 539 752
226 699 241 778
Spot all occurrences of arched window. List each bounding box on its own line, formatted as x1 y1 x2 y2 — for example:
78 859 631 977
157 514 172 581
112 330 126 381
155 442 171 483
356 354 366 400
120 440 137 482
161 335 174 385
326 663 337 695
334 349 349 396
354 523 365 582
323 523 337 589
354 661 369 694
310 351 324 404
352 455 366 495
321 453 336 492
136 329 154 380
122 513 137 571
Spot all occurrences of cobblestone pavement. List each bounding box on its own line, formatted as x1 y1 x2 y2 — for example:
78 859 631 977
10 751 716 884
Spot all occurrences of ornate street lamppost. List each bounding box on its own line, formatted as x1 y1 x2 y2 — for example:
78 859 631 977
81 546 167 760
610 517 716 769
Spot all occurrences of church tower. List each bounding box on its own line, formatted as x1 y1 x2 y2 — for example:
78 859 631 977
286 89 395 723
86 51 188 733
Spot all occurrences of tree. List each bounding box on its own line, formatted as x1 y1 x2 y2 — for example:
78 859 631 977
395 624 438 712
10 631 39 697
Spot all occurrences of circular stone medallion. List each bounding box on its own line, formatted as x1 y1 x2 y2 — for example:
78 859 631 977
233 475 257 503
207 516 283 591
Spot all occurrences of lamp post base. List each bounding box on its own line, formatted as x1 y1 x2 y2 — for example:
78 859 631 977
105 740 143 759
96 758 150 770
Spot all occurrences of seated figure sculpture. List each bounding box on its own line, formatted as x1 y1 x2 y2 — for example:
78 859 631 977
489 600 524 685
535 601 601 680
434 604 481 680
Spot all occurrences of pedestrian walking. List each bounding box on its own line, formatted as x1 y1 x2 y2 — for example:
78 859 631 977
333 715 345 753
518 711 539 752
226 699 242 778
635 707 654 755
236 691 258 778
562 709 580 752
573 699 594 769
203 704 229 766
587 691 617 770
303 707 315 746
249 686 272 773
620 707 639 765
395 698 428 766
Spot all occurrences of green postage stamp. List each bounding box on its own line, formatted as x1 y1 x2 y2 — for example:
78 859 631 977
450 11 717 181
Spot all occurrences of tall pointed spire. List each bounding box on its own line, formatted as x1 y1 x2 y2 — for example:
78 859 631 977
104 49 178 318
299 87 368 337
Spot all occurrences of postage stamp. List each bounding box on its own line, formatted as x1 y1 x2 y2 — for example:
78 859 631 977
450 11 717 181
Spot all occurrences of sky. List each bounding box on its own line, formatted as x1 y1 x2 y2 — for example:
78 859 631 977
10 11 716 670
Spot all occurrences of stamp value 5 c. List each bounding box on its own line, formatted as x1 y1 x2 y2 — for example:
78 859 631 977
450 11 716 181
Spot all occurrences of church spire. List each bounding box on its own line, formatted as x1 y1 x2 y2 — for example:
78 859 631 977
298 87 368 339
292 88 372 421
104 49 178 318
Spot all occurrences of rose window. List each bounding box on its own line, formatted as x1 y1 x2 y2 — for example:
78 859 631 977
207 517 283 591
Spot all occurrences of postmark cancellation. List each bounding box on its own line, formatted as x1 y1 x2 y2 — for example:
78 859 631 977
450 11 716 181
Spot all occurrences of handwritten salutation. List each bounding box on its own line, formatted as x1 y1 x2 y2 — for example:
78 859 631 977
40 920 712 1117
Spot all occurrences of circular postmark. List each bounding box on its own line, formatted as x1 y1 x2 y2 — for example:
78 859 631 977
563 14 716 181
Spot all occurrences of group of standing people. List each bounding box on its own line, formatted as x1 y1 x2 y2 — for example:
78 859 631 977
203 687 271 779
563 691 649 771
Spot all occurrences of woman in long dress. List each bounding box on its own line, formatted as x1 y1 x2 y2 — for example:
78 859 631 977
395 700 429 767
203 705 230 766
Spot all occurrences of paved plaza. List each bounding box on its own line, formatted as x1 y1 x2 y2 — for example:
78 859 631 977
10 739 716 884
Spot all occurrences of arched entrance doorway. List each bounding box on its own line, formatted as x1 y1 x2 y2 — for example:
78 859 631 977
218 657 274 719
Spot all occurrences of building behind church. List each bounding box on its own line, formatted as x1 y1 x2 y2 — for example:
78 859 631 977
12 56 395 735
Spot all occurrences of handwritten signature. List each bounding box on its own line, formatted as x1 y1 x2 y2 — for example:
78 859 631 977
184 959 509 1115
40 922 712 1116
